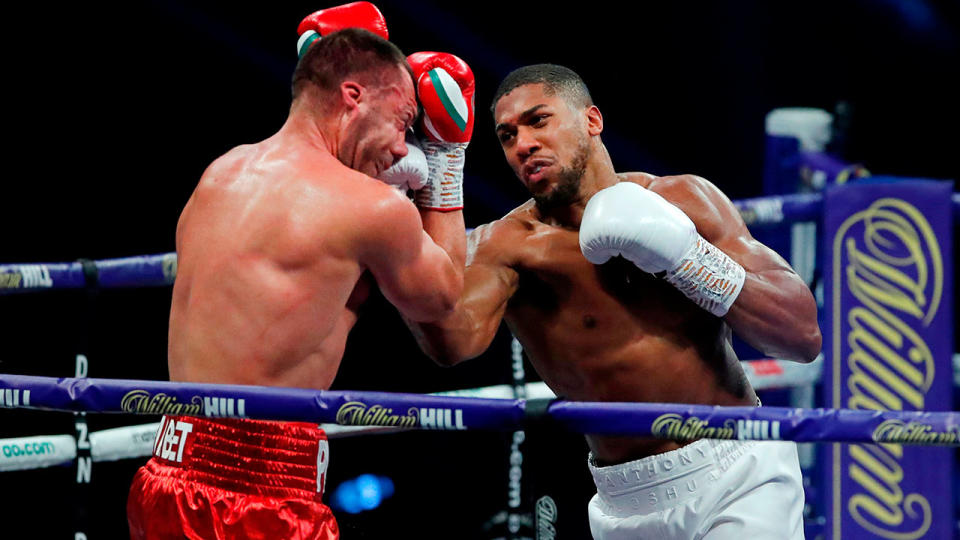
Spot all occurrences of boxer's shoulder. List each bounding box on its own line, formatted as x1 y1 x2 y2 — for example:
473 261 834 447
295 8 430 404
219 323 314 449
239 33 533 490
352 180 422 235
196 144 256 186
616 171 658 188
466 202 538 266
619 172 712 201
482 200 539 236
622 172 731 218
499 201 545 244
624 172 746 243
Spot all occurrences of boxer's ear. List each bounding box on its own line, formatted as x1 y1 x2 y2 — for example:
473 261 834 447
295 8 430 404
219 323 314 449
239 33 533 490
340 81 365 109
586 105 603 136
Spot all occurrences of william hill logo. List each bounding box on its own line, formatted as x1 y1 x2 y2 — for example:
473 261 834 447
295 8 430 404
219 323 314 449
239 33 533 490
872 420 959 445
833 197 943 539
650 413 782 441
120 390 246 417
335 401 467 430
0 265 52 289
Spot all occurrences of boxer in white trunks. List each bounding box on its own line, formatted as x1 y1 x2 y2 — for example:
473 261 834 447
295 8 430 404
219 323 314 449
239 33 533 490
404 64 821 539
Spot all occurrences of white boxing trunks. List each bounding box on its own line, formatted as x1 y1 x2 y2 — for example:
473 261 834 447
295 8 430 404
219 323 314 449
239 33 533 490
587 439 804 539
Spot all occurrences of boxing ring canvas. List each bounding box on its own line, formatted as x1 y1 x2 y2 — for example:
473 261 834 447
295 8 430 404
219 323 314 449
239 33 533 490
823 178 954 539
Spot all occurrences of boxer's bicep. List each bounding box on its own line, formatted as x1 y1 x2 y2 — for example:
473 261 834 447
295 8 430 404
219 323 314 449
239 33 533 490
656 175 787 274
364 198 462 323
655 175 820 361
698 193 800 281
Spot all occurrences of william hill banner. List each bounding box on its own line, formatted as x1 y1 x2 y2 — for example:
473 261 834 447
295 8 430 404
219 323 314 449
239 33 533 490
824 178 954 539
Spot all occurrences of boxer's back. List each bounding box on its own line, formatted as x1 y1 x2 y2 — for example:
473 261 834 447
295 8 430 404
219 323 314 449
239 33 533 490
169 138 380 390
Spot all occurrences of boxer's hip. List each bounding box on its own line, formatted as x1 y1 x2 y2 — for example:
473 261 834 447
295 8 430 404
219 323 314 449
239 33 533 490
589 437 802 515
588 438 758 516
587 439 804 539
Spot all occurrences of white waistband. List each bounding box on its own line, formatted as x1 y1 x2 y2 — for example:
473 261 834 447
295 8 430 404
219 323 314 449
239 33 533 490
588 439 755 516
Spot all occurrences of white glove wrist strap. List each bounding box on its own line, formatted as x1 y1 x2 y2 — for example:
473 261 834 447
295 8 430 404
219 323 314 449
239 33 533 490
663 234 745 317
416 141 466 211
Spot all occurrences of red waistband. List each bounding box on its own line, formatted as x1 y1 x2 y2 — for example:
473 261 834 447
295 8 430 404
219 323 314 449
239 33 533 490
149 415 328 498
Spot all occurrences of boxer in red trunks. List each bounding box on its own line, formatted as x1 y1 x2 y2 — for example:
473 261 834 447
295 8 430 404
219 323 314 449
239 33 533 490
126 3 476 539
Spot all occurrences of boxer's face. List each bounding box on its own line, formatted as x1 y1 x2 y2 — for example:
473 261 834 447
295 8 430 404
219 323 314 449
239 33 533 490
343 68 417 178
494 83 592 207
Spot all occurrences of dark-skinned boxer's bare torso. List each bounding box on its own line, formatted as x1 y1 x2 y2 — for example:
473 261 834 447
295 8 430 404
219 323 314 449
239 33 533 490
471 173 757 464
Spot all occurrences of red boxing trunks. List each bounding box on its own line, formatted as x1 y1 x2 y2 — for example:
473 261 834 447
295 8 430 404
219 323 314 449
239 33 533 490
127 415 337 540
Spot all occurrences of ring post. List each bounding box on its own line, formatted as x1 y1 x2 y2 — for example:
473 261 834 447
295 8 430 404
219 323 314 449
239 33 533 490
823 177 954 539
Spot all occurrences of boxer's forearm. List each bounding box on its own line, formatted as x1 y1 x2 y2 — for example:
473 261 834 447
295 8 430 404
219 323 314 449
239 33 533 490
723 268 821 363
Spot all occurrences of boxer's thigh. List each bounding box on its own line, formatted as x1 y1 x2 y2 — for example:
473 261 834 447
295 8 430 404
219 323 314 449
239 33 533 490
127 462 192 540
588 493 670 540
699 442 805 540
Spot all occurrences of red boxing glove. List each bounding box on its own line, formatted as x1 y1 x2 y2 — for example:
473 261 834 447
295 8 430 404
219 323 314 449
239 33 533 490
407 52 475 144
406 52 475 211
297 2 389 58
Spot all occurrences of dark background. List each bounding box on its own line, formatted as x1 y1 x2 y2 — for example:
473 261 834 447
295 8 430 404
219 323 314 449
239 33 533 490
1 1 958 538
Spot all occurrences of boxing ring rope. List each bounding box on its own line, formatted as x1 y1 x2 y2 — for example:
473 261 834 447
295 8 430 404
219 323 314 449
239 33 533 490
0 357 823 472
3 374 960 455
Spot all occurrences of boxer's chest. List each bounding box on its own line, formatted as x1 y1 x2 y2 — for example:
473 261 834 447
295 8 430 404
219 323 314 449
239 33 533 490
509 225 668 312
503 225 706 399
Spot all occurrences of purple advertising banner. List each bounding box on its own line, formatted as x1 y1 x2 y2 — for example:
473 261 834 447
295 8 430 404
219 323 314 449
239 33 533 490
824 178 954 539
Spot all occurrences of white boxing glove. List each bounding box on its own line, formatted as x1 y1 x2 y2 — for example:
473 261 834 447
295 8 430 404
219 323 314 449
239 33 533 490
579 182 745 316
378 137 429 193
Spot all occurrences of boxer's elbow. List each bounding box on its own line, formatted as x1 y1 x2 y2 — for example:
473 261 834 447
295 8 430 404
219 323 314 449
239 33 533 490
433 265 464 319
791 295 822 363
776 282 822 363
405 317 471 368
410 278 460 324
423 321 489 368
423 335 479 367
416 295 457 324
798 324 823 363
429 348 471 367
425 290 459 327
776 322 822 364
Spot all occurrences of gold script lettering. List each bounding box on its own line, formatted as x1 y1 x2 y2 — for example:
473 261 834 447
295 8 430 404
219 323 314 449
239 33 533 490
0 273 22 288
650 414 735 440
335 401 418 428
119 390 202 416
833 198 941 539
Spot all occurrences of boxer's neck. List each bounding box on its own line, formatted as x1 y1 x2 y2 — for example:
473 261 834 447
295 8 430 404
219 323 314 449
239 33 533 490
281 98 339 158
539 142 619 229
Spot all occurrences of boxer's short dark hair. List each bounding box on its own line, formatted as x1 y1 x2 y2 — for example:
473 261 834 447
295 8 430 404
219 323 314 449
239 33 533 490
491 64 593 114
292 28 412 99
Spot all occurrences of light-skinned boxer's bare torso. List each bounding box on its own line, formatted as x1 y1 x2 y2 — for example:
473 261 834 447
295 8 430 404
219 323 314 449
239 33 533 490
409 83 820 465
168 63 465 391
